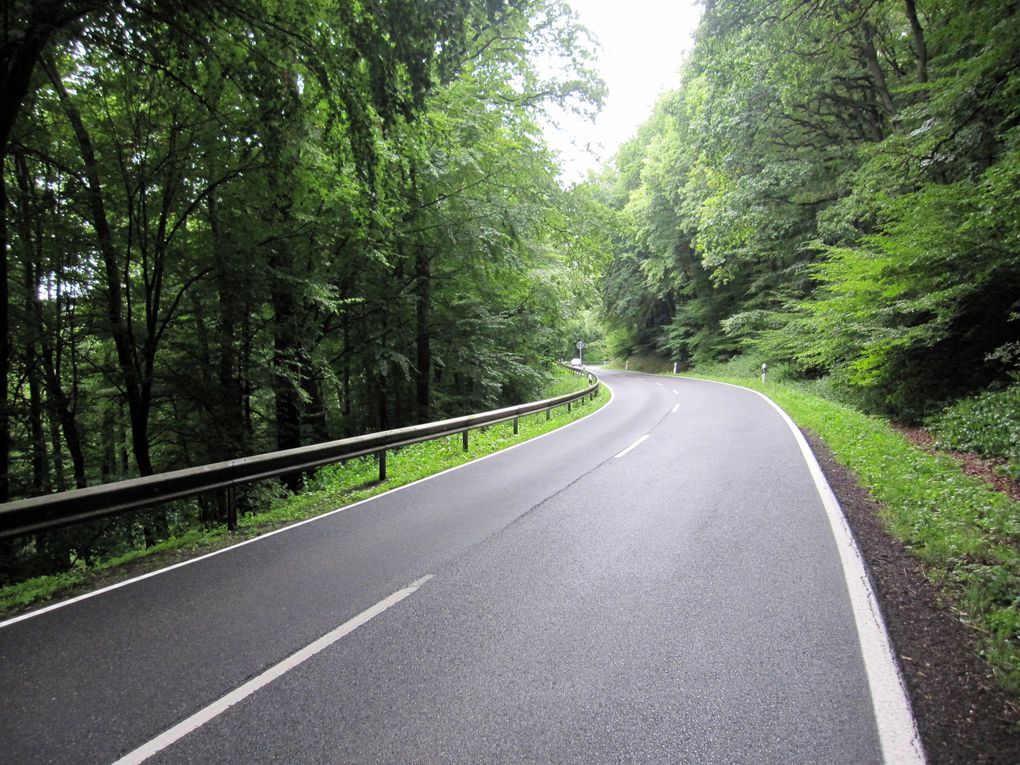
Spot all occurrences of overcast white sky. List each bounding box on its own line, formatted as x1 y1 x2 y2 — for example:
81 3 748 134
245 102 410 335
544 0 703 183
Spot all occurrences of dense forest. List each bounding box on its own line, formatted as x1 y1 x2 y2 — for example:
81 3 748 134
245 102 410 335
598 0 1020 424
0 0 605 505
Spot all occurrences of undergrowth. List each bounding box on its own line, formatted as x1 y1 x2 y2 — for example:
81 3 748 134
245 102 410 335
928 385 1020 480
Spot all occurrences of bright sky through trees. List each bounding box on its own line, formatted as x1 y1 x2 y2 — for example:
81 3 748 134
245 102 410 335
547 0 703 183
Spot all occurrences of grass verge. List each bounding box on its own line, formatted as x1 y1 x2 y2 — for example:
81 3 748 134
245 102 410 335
678 370 1020 698
0 370 608 620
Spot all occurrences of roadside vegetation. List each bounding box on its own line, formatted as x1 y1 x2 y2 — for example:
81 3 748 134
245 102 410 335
928 388 1020 482
593 0 1018 426
0 367 606 619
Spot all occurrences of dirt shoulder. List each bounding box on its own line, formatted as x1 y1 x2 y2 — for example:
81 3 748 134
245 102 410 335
805 430 1020 764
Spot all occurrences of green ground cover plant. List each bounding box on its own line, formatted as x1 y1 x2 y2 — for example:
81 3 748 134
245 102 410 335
928 386 1020 481
0 368 607 618
670 363 1020 697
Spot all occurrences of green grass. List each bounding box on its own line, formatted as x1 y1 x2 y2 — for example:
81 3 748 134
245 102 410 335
542 368 597 398
0 369 606 618
673 368 1020 697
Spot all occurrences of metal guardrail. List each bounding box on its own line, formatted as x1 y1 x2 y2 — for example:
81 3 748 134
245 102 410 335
0 367 599 539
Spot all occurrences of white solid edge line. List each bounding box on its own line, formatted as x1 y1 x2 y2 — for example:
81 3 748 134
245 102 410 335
681 375 925 764
1 381 617 630
614 434 650 459
111 575 433 765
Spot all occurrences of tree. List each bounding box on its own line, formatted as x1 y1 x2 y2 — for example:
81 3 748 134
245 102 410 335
0 0 603 515
595 0 1019 419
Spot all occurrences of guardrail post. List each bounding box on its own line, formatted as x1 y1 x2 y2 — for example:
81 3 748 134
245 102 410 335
462 430 469 451
546 408 551 420
568 400 572 413
226 486 237 531
513 416 519 435
378 449 387 481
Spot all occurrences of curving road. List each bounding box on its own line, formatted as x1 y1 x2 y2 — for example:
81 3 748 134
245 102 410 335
0 369 919 763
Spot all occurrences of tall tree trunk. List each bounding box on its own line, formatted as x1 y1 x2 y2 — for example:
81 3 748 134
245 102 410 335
342 312 352 420
118 402 130 475
858 22 897 124
67 427 85 487
42 381 87 488
270 262 302 451
27 363 46 494
16 159 47 494
0 168 10 501
0 7 63 502
15 151 87 489
300 359 329 443
262 63 304 485
52 386 86 488
415 244 432 423
18 216 46 494
126 403 153 476
376 374 390 432
208 180 246 458
100 404 116 481
0 4 59 152
241 310 254 440
903 0 928 84
200 35 246 460
271 265 302 492
44 57 153 475
48 395 66 492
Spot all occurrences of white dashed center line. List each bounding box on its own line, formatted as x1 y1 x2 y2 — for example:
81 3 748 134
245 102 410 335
112 576 433 764
614 435 650 459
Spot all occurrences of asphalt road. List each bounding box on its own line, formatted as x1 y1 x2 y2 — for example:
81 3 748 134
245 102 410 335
1 369 907 763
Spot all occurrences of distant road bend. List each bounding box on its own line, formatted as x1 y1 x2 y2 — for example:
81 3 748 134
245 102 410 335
0 368 923 764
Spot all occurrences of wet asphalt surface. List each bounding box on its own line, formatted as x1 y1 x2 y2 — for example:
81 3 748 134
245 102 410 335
0 370 881 763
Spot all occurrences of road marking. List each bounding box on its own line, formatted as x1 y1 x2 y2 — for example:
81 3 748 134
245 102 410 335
673 390 679 395
614 434 649 459
111 576 433 765
682 376 925 765
671 403 680 413
656 382 664 387
0 381 617 630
